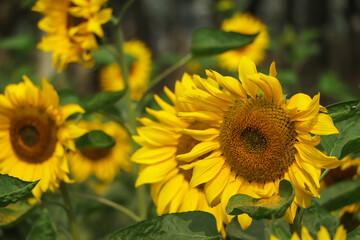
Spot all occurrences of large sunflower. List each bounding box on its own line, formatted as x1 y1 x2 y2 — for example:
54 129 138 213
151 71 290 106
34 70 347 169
176 57 341 229
69 117 132 182
0 76 86 199
131 73 231 235
100 40 152 101
32 0 112 71
218 13 269 71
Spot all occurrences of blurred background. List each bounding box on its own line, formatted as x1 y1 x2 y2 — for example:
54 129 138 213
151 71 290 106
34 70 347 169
0 0 359 239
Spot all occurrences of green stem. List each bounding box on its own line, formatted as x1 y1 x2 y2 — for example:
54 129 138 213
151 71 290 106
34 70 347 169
113 0 136 27
60 182 79 240
73 192 141 222
319 169 331 183
289 206 305 236
138 53 192 107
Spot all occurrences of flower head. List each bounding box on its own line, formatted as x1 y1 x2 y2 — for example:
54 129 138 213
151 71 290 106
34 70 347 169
219 13 269 71
32 0 112 71
100 40 152 101
0 76 86 199
131 73 231 235
69 117 132 182
176 57 341 229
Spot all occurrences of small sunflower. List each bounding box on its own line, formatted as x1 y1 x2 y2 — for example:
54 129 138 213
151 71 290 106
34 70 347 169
321 156 360 220
69 117 132 182
176 57 341 229
131 73 231 235
218 13 269 71
32 0 112 71
0 76 86 199
271 225 346 240
100 40 152 101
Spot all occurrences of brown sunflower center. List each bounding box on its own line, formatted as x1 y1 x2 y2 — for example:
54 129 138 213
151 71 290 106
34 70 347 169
10 109 58 163
80 148 111 161
220 98 297 183
323 166 358 187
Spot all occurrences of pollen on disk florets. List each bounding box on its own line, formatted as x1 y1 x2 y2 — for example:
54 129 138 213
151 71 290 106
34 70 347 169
219 98 297 183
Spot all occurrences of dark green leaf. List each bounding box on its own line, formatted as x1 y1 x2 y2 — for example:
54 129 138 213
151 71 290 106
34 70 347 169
191 28 258 57
106 211 221 240
303 200 338 238
0 201 39 227
319 177 360 212
226 218 271 240
0 174 39 207
225 180 294 219
75 130 116 150
58 90 80 106
26 210 57 240
79 90 127 114
270 222 291 240
348 226 360 240
320 100 360 159
93 46 117 65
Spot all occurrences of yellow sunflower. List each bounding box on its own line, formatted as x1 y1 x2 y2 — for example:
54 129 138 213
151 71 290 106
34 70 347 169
69 117 132 182
271 225 346 240
131 73 232 235
0 76 86 199
321 156 360 220
218 13 269 71
32 0 112 71
100 40 152 101
176 57 341 229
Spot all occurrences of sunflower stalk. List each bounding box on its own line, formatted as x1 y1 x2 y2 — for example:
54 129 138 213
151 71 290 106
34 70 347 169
60 182 80 240
114 16 147 220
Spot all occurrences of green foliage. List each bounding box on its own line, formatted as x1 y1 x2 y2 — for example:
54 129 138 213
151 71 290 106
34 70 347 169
319 177 360 212
93 46 117 65
26 210 57 240
348 226 360 240
225 180 294 219
79 90 127 114
75 130 116 150
319 71 357 101
303 200 339 237
226 218 272 240
0 34 36 52
191 28 258 57
0 201 38 227
106 211 221 240
0 174 39 207
270 223 291 240
320 100 360 159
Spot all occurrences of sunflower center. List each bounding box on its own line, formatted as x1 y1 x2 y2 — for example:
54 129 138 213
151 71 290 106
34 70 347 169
220 98 297 183
10 109 58 163
323 166 358 187
80 148 111 161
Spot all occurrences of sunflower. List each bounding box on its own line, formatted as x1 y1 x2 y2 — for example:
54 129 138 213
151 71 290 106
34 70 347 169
0 76 86 199
176 57 341 229
69 117 132 182
321 156 360 221
32 0 112 71
131 73 231 235
271 225 346 240
218 13 269 71
100 40 152 101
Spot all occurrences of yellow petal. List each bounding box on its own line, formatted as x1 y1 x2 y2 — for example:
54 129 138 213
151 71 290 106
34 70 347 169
146 108 187 128
135 159 177 187
189 157 224 188
317 226 331 240
176 141 220 162
204 164 230 206
290 232 301 240
136 126 178 147
295 143 341 169
178 128 219 142
237 214 252 230
177 111 222 123
269 61 277 77
334 225 346 240
238 57 258 99
157 174 184 215
60 104 85 121
310 113 339 135
291 93 320 122
131 146 176 164
154 94 176 114
301 226 313 240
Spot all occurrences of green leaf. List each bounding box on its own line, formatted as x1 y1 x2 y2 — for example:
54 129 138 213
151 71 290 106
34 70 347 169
0 34 35 51
270 223 291 240
26 210 57 240
320 100 360 159
105 211 222 240
303 200 338 237
0 200 38 227
75 130 116 150
226 218 271 240
79 90 127 114
225 180 294 219
93 46 117 65
58 90 80 106
191 28 258 57
348 226 360 240
319 177 360 212
0 174 39 207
